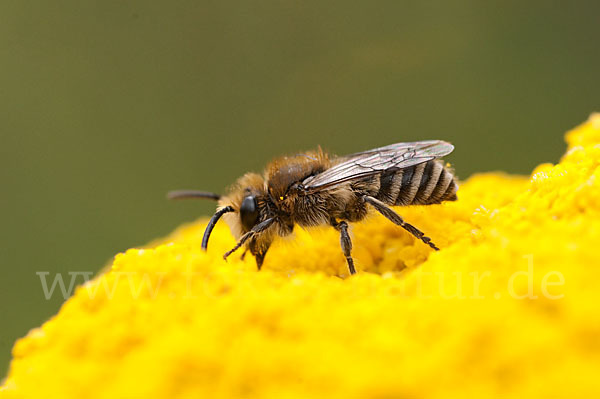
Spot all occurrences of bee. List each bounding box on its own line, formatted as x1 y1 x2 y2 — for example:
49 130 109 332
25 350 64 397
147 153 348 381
168 140 458 274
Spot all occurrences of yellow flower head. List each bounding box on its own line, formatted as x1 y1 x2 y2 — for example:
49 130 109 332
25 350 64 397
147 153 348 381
2 115 600 398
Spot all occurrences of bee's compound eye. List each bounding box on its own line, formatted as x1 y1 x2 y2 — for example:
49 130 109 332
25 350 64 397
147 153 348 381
240 195 259 231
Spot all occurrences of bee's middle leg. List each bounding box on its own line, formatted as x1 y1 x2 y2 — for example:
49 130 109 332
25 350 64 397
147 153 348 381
331 218 357 275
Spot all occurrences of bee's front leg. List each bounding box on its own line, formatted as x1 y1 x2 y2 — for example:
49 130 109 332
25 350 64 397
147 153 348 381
330 218 357 275
248 238 271 271
254 251 267 271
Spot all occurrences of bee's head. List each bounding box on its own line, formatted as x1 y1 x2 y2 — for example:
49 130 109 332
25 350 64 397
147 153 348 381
168 173 276 267
218 173 268 239
217 173 276 265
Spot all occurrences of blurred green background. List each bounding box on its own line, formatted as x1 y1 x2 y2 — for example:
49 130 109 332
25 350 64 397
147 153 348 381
1 0 599 376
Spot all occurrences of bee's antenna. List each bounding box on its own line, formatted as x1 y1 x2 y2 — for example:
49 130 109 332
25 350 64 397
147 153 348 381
167 190 221 201
202 206 235 250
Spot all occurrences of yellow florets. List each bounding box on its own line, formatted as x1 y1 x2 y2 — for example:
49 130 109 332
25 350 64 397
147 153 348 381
2 114 600 398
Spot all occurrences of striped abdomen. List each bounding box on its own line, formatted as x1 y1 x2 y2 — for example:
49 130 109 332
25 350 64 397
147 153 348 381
376 160 458 206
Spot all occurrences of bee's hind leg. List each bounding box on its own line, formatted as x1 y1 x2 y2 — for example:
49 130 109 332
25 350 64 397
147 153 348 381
331 218 357 275
363 195 439 251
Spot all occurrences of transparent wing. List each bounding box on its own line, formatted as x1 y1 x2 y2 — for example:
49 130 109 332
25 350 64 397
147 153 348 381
302 140 454 190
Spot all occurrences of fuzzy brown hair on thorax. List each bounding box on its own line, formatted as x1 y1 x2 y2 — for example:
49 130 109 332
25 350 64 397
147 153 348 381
266 149 331 200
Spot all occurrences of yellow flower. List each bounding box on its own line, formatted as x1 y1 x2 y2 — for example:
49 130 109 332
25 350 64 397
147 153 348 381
2 114 600 398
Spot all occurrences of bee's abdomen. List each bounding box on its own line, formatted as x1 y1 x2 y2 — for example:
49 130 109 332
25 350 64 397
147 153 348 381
376 160 458 206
